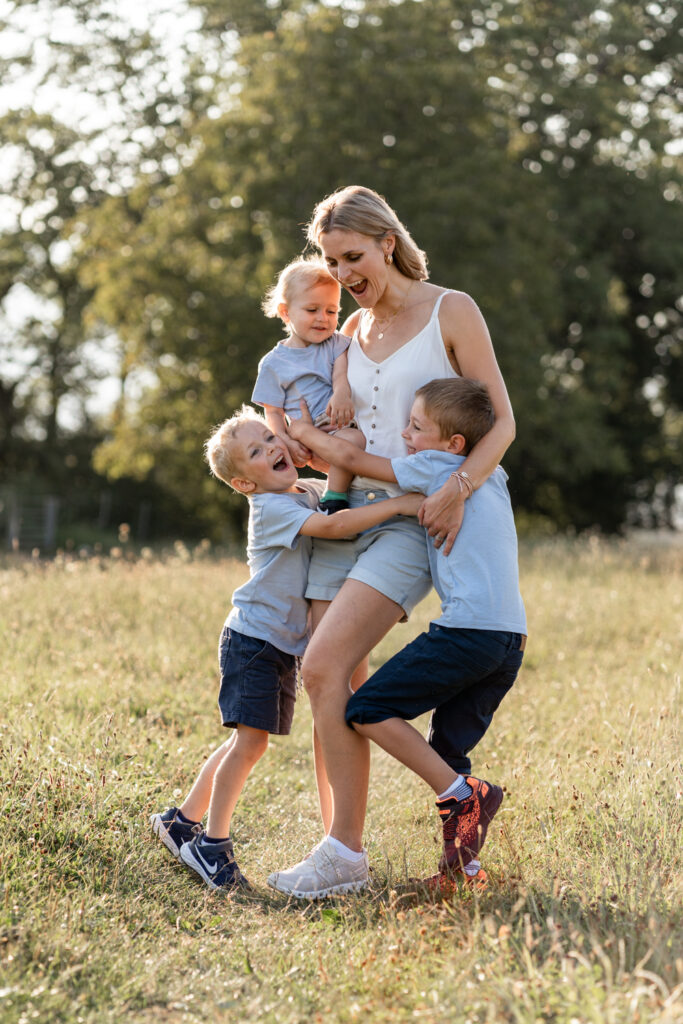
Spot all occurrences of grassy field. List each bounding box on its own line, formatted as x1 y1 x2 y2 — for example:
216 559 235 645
1 535 681 1024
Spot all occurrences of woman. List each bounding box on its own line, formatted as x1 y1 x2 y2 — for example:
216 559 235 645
267 186 516 898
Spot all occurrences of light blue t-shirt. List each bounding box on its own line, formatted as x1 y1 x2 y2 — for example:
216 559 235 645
227 479 324 655
391 451 527 634
251 332 350 422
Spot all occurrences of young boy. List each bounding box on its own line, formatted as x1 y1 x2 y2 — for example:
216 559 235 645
284 378 526 885
150 406 421 890
253 257 365 514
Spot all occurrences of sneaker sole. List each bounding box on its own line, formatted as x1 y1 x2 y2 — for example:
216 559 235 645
150 813 182 859
267 876 368 900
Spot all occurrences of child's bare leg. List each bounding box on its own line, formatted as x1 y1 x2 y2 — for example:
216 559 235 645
206 724 269 838
323 427 366 507
352 717 457 795
179 732 237 823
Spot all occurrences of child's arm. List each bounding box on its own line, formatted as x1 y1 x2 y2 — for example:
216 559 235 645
299 492 423 540
289 413 398 484
262 404 312 468
327 350 354 428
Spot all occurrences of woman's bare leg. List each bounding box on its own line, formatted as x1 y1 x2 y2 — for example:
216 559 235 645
310 599 370 833
303 580 404 851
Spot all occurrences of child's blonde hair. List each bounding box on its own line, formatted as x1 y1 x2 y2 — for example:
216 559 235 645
307 186 429 281
205 405 266 488
262 257 340 327
415 378 494 453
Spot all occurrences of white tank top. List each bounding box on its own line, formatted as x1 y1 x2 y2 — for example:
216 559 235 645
347 291 457 496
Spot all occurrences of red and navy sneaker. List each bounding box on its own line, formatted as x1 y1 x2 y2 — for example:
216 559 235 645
437 776 503 871
150 807 201 859
421 861 489 896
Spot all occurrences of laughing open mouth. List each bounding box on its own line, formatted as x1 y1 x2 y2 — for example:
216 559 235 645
273 455 288 471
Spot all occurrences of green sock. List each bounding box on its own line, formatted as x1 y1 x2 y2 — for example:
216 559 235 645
322 490 348 502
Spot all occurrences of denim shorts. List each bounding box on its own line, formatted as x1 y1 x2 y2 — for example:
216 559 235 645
345 624 524 772
305 488 432 619
217 626 297 736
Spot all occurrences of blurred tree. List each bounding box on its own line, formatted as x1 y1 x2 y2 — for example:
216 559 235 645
83 0 562 538
84 0 681 535
483 0 683 528
0 111 103 479
0 0 222 525
2 0 680 537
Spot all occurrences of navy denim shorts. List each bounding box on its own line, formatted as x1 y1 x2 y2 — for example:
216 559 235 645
217 626 297 736
345 623 524 774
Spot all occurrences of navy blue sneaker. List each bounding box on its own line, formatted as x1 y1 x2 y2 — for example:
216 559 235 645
180 833 252 891
150 807 201 859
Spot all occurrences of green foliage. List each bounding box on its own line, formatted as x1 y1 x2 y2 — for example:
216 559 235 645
1 0 681 535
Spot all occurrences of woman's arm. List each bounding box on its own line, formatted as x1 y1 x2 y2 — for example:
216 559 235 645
420 292 516 554
262 404 312 468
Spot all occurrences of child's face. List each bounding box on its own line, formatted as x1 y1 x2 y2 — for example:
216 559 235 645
230 421 299 494
401 397 450 455
281 281 340 346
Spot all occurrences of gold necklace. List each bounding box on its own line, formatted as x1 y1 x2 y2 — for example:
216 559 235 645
371 280 416 339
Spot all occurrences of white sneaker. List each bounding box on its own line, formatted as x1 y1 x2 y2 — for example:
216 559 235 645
267 839 369 899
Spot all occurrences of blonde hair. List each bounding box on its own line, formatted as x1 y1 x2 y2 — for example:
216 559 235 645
307 186 429 281
262 257 340 327
204 405 266 489
415 378 494 453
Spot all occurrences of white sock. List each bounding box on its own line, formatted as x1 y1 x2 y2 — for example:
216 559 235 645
437 774 472 802
326 835 365 862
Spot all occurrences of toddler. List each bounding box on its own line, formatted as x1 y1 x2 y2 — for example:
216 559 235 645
252 258 365 513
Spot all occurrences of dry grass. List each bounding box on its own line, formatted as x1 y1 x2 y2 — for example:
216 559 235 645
1 534 681 1023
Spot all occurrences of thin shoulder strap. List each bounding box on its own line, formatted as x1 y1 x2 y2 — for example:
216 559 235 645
430 289 453 321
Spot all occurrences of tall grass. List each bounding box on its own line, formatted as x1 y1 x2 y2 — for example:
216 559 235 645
1 536 681 1023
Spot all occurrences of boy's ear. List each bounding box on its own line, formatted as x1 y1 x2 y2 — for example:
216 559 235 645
447 433 467 455
277 302 290 323
231 476 257 495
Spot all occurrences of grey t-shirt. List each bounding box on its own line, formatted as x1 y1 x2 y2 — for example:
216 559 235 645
227 478 325 655
391 451 527 634
251 332 350 422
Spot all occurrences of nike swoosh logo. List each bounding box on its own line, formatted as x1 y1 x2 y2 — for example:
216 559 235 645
197 852 219 873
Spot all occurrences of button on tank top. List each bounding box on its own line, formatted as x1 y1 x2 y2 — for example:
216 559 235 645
347 291 457 496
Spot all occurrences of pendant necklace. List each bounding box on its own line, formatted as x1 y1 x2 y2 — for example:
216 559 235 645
372 280 416 339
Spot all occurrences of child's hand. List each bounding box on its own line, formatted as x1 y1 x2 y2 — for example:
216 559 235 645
395 492 424 517
327 391 355 429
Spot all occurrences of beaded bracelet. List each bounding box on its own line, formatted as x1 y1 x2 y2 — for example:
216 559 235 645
450 470 473 498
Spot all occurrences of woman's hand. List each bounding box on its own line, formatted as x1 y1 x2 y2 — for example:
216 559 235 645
284 436 312 468
418 478 467 555
288 400 315 445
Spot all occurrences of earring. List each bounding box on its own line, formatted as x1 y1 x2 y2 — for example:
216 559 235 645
384 252 393 265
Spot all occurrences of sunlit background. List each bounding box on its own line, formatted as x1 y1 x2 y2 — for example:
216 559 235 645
1 0 681 548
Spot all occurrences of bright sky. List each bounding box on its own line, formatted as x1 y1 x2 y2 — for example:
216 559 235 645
0 0 207 426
